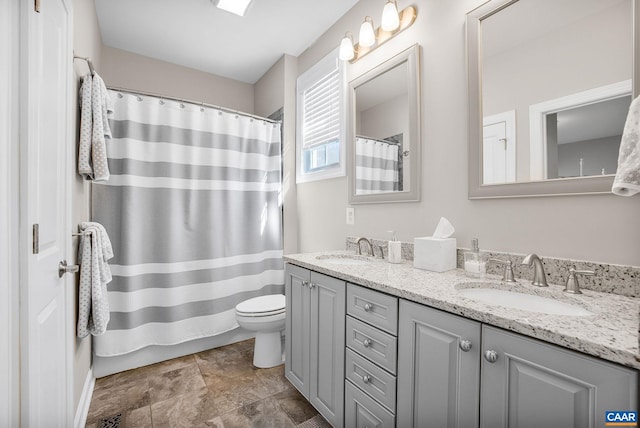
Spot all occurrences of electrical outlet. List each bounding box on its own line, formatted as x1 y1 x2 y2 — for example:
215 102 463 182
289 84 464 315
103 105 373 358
346 207 355 225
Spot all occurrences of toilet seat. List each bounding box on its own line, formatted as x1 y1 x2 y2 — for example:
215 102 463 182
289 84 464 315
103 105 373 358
235 294 285 317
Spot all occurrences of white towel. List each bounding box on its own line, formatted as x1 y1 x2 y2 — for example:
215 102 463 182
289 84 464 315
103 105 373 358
613 95 640 196
77 222 114 338
77 73 112 181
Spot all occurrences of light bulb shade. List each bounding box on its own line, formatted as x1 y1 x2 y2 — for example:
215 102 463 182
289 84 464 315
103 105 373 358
339 33 355 61
359 16 376 48
381 1 400 32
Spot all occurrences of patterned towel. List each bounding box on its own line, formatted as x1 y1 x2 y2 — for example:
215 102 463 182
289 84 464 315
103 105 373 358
78 73 112 181
613 95 640 196
77 222 114 338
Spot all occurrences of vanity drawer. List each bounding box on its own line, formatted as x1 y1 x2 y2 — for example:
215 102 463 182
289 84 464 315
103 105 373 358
345 348 396 412
347 284 398 335
346 316 397 374
345 380 395 428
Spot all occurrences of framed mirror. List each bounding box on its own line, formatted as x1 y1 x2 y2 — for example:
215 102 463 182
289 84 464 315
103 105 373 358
467 0 639 198
348 44 421 204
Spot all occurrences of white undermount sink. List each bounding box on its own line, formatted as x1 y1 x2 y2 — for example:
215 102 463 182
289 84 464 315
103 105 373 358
315 254 371 266
457 287 593 316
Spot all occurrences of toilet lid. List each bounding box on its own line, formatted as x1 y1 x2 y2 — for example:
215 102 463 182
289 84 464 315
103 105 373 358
236 294 285 314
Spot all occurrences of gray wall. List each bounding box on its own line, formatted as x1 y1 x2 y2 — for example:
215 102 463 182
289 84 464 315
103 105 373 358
292 0 640 266
359 94 408 140
101 46 254 112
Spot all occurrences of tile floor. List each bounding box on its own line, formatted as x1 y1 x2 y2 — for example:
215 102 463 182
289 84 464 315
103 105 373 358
85 338 331 427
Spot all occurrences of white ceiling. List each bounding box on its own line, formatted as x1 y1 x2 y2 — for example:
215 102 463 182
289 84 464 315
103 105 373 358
94 0 359 84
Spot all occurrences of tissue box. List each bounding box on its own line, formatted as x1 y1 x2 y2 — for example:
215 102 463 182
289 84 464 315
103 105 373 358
413 237 457 272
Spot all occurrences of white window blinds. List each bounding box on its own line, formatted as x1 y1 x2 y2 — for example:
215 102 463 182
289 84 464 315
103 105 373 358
296 49 346 183
301 68 340 150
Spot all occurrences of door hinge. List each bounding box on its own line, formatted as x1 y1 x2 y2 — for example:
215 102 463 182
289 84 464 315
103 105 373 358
34 0 40 13
32 224 39 254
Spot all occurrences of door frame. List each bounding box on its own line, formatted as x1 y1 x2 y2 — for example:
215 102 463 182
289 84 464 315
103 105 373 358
1 0 21 425
18 0 75 424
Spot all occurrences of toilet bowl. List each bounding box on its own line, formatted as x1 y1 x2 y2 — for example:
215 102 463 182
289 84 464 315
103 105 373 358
235 294 286 368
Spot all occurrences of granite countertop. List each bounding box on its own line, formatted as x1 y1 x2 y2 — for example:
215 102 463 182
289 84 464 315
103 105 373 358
284 251 640 370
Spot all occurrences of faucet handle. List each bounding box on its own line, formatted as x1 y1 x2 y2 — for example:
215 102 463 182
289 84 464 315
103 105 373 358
489 258 516 282
564 268 594 294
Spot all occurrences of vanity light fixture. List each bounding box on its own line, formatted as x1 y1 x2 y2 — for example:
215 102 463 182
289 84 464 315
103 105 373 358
339 32 355 61
381 0 400 32
359 16 377 48
339 2 417 63
212 0 253 16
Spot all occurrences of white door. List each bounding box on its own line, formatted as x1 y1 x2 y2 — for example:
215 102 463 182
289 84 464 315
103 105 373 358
483 111 516 184
21 0 73 425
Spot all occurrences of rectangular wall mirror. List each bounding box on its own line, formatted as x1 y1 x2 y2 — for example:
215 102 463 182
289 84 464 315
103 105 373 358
467 0 639 198
348 44 421 204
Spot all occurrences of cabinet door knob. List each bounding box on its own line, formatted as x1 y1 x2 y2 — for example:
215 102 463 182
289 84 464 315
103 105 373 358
363 338 372 348
459 339 472 352
362 374 372 384
363 303 373 312
484 350 498 363
309 282 316 289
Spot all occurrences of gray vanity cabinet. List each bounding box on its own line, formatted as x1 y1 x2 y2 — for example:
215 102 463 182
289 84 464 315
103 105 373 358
397 300 482 428
344 284 399 427
284 264 345 427
480 326 638 428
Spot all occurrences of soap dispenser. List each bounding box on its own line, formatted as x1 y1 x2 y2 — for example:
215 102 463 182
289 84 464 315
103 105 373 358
464 238 486 278
387 230 402 264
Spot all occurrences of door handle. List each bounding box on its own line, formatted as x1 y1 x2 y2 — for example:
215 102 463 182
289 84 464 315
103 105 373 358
58 260 79 278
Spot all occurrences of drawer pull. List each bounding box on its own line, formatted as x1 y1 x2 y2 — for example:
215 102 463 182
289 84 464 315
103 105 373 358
363 338 373 348
362 374 372 384
459 339 472 352
363 302 373 312
484 350 498 363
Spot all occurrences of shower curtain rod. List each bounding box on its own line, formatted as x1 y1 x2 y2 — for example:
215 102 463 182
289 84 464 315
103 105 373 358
107 86 280 124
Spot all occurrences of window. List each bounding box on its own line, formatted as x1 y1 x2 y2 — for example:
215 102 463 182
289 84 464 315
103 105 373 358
296 49 346 183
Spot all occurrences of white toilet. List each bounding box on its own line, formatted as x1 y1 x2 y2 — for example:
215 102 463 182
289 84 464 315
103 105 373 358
235 294 286 368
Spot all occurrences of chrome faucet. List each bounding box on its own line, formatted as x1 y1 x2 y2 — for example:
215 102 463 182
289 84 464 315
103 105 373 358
355 237 374 256
564 267 595 294
521 254 548 287
489 258 515 282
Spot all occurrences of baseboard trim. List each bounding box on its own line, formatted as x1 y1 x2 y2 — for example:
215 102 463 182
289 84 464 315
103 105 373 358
74 367 95 428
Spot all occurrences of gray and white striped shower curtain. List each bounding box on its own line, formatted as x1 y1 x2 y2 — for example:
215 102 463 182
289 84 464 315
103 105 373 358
91 91 283 357
355 136 400 194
